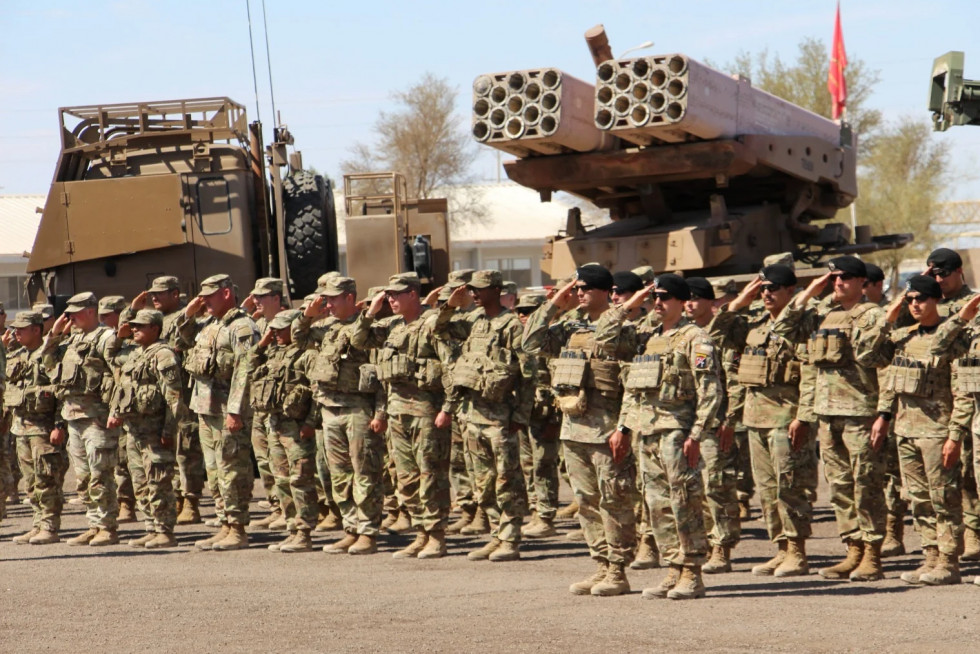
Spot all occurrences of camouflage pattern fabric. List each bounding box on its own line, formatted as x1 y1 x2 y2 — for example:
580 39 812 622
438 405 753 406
322 405 385 536
748 426 817 541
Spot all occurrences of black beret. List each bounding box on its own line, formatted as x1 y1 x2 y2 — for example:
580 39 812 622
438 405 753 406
904 274 942 300
864 263 884 284
612 271 644 294
760 264 797 287
927 248 963 272
827 256 867 278
576 264 614 291
685 277 715 300
652 273 691 301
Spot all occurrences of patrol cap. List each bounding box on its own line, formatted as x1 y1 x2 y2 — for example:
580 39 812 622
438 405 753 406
198 274 233 296
760 264 797 287
467 270 503 289
437 285 453 302
366 286 386 299
384 272 421 293
446 269 475 289
827 256 867 278
33 303 54 319
652 274 691 301
10 310 44 329
269 309 302 330
864 263 885 284
711 277 737 296
631 265 656 285
321 276 357 297
128 309 164 328
251 277 284 297
148 276 180 293
516 292 547 310
64 292 98 314
501 281 518 296
575 264 614 291
763 251 795 269
98 295 127 314
612 271 644 295
905 274 942 300
927 248 963 273
685 277 715 300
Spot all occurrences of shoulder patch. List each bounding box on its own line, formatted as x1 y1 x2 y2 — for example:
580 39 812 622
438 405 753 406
693 340 715 370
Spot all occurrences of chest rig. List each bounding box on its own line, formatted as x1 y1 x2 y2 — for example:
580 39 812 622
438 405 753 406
737 321 802 387
251 347 312 418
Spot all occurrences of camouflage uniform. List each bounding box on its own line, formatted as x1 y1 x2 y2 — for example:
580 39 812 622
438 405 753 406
100 296 136 516
109 333 145 524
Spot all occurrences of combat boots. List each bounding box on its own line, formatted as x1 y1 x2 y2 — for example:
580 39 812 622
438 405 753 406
702 545 732 574
28 529 60 545
521 515 557 539
667 566 706 600
392 530 428 559
417 531 447 559
144 532 178 549
467 537 502 561
920 552 961 586
380 508 400 531
13 528 40 545
129 531 157 548
269 531 296 552
881 514 906 557
961 527 980 561
252 509 282 529
774 538 809 577
67 528 99 547
566 529 586 542
176 497 202 525
569 559 609 595
590 562 629 596
89 528 120 547
460 507 491 535
643 565 682 599
901 545 939 584
319 508 342 531
819 540 863 579
268 514 288 531
447 505 477 534
752 540 788 576
738 500 751 521
385 510 413 534
849 541 883 582
280 529 313 553
212 524 249 551
324 532 358 554
555 501 579 520
489 540 520 562
196 525 230 550
630 534 660 570
118 502 137 524
348 534 379 556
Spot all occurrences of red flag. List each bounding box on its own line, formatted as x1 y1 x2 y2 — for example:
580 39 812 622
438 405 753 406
828 2 848 120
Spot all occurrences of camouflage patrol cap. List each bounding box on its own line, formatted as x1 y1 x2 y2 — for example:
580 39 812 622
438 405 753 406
502 281 518 296
366 286 386 299
251 277 284 297
148 276 180 293
269 309 302 330
516 292 547 310
384 272 421 293
711 277 737 296
446 269 475 289
437 285 453 302
322 276 356 297
10 310 44 329
467 270 503 289
33 303 54 319
64 292 98 314
198 274 233 296
631 265 656 285
128 309 164 328
316 271 341 290
98 295 127 314
763 252 795 269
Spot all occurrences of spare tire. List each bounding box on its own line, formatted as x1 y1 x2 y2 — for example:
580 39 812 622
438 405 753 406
282 170 339 297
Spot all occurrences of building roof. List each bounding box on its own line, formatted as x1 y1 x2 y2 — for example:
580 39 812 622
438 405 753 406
0 195 45 261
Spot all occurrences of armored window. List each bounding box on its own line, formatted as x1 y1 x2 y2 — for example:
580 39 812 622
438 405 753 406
196 178 233 235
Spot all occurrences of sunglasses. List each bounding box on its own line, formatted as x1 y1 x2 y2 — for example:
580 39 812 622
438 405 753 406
651 291 673 302
831 272 857 281
930 268 955 279
574 284 594 292
904 294 930 304
760 283 783 293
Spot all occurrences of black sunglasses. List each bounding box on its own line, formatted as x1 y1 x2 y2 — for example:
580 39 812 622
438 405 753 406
831 272 857 281
651 291 673 301
760 283 783 293
574 284 594 292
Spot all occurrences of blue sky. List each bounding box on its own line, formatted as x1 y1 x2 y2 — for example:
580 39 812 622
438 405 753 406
3 0 980 201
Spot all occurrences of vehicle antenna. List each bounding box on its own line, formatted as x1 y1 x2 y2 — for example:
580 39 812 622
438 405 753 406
261 0 279 128
245 0 262 124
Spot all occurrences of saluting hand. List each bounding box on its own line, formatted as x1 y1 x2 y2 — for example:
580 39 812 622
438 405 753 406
729 277 762 312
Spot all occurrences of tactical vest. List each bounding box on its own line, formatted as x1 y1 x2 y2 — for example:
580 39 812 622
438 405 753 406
309 330 369 394
250 347 313 418
4 351 56 414
624 327 696 402
808 305 874 368
956 337 980 396
884 331 946 398
550 328 622 416
184 311 248 381
375 321 442 391
737 323 802 388
452 315 520 403
112 343 168 416
56 327 113 402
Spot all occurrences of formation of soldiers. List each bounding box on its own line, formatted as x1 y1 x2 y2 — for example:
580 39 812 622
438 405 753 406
3 246 980 599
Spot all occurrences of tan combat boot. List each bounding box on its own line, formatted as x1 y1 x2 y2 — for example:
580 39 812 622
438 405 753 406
774 538 809 577
89 528 120 547
522 516 557 539
881 513 906 558
667 565 706 600
702 545 732 574
849 541 883 582
348 533 379 556
67 527 100 547
280 529 313 553
380 508 400 531
901 545 939 584
962 527 980 561
252 509 282 529
144 532 178 549
920 551 961 586
642 565 682 599
447 506 477 534
268 513 289 531
212 524 249 551
269 531 296 552
196 525 230 551
176 497 202 525
819 540 863 579
118 502 137 524
417 530 446 559
555 501 579 520
129 532 157 548
738 500 751 521
320 508 342 531
324 532 358 554
385 510 413 534
467 537 502 561
28 529 60 545
569 559 609 595
13 527 41 545
630 534 660 570
590 562 630 596
566 529 586 542
489 540 520 562
460 507 491 535
752 540 788 576
392 530 428 559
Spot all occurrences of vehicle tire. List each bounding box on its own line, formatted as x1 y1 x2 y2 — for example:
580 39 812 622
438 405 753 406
282 170 338 297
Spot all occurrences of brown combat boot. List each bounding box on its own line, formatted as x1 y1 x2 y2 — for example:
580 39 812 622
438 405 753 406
280 529 313 553
144 532 178 549
129 531 156 548
417 530 447 559
961 527 980 561
738 500 751 521
212 524 249 551
522 516 557 539
901 545 939 584
849 541 883 582
252 509 283 530
13 528 41 545
667 565 706 600
348 533 379 556
268 513 288 531
555 501 579 520
630 534 660 570
28 529 60 545
460 507 491 535
320 509 342 531
269 531 296 552
196 525 230 551
590 562 630 596
819 540 863 579
569 559 609 595
176 497 202 525
566 529 586 542
380 508 400 531
774 538 809 577
643 565 683 599
920 551 961 586
489 540 520 562
118 502 137 524
89 528 120 547
324 532 358 554
392 530 428 559
881 513 906 558
385 510 413 534
447 505 477 534
702 545 732 574
67 528 100 547
752 540 788 576
467 537 502 561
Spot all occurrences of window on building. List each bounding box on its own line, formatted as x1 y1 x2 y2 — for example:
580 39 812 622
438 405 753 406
0 275 31 311
483 257 533 288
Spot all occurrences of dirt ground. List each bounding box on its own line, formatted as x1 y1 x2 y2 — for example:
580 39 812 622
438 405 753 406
2 476 980 654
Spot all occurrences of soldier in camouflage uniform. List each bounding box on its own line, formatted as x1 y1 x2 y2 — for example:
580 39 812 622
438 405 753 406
107 309 187 549
177 274 258 551
775 256 893 581
523 265 638 596
43 292 122 546
7 310 66 545
350 272 452 559
435 270 531 562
